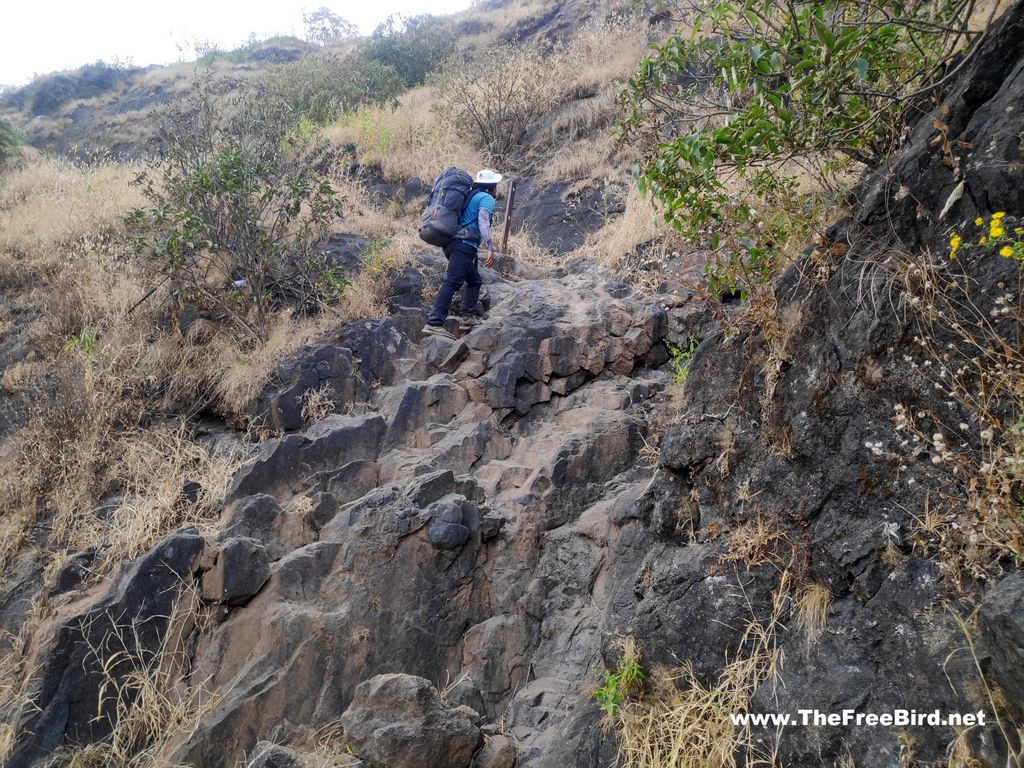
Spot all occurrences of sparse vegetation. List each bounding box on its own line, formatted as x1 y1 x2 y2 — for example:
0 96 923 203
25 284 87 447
594 637 645 719
0 117 21 170
794 583 833 642
613 575 791 768
668 336 699 387
42 585 219 768
433 41 561 164
889 225 1023 584
125 76 345 339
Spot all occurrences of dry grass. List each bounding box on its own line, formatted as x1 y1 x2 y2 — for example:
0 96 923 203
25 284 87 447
720 513 788 569
301 384 337 423
0 157 143 261
0 596 50 764
0 156 385 579
616 574 790 768
559 15 651 96
43 584 219 768
577 184 683 271
887 243 1023 585
326 87 484 183
793 583 833 643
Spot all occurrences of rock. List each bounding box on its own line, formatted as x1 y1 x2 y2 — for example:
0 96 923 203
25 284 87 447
220 494 312 560
339 674 481 768
48 550 96 596
258 344 364 432
388 265 424 310
201 537 271 606
475 734 517 768
7 530 206 765
658 418 724 472
407 469 456 507
979 572 1024 712
226 414 387 501
513 180 619 252
247 742 316 768
322 232 367 272
445 677 486 715
427 497 474 550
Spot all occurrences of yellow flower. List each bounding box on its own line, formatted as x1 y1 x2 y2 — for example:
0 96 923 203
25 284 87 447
992 211 1005 219
990 219 1005 238
980 236 987 244
1000 245 1014 257
975 217 984 226
949 234 961 259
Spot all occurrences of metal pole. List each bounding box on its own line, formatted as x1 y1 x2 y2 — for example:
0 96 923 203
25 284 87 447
499 179 516 255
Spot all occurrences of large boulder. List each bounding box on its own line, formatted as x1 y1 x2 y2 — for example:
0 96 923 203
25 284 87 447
339 674 481 768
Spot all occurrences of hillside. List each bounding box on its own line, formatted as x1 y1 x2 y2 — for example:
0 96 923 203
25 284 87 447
1 1 1023 767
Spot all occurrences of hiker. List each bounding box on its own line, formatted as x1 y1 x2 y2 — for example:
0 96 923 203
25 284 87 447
421 168 502 339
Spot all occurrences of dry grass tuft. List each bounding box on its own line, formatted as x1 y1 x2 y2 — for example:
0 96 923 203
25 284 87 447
577 184 685 277
720 513 788 569
793 583 833 643
616 573 790 768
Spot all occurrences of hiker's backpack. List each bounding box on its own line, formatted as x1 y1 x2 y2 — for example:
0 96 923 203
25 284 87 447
419 167 475 246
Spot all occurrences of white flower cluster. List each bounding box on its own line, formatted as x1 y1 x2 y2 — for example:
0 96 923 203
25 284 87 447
864 439 885 456
989 291 1016 318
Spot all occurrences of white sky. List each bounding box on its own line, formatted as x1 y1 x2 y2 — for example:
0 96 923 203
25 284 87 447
1 0 471 87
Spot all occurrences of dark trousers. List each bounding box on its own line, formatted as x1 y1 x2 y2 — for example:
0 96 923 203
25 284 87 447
427 241 482 325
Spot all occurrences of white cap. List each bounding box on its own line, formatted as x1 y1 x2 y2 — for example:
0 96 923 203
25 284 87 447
475 169 503 184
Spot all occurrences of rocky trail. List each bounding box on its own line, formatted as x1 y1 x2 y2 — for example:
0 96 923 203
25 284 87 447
9 252 688 767
7 6 1024 764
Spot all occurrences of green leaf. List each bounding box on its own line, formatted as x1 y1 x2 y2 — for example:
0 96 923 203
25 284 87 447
813 17 836 52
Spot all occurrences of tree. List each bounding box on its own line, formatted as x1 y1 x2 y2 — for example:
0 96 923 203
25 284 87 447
303 7 357 46
125 77 345 340
618 0 982 297
364 14 455 89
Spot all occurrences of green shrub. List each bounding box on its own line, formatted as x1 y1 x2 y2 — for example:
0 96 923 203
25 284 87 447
125 77 344 340
0 117 21 169
594 639 645 719
263 52 403 124
668 336 698 387
364 14 455 89
618 0 978 298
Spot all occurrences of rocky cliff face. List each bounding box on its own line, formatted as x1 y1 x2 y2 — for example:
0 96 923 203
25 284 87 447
4 5 1024 768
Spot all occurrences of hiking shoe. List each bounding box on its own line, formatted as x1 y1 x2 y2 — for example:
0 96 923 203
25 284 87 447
421 323 456 340
458 315 483 331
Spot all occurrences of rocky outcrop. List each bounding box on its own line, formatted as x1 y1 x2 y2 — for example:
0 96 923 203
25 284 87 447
5 262 671 767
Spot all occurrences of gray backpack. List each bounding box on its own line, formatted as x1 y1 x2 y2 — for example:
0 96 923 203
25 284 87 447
419 167 475 246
